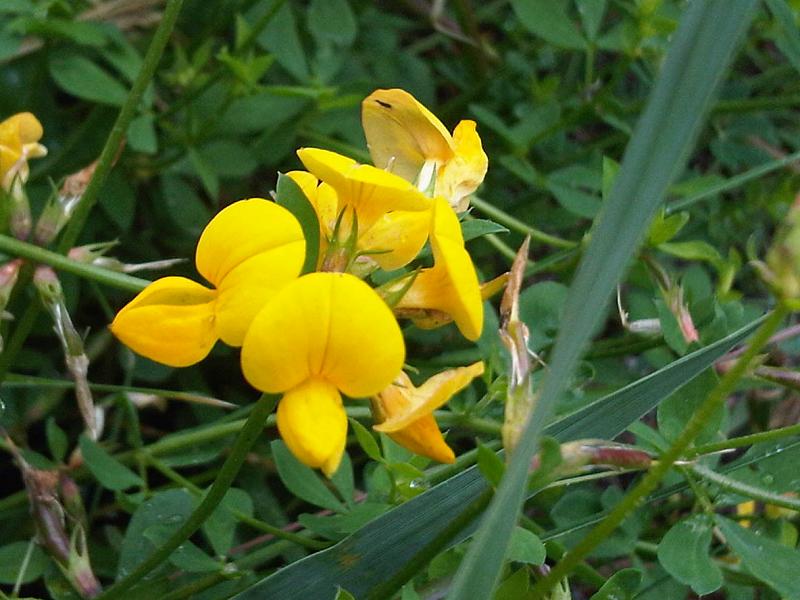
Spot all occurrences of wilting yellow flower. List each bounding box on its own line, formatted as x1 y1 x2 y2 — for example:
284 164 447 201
241 272 405 475
0 113 47 191
288 169 431 272
373 362 484 464
111 199 305 367
394 197 484 340
362 88 488 211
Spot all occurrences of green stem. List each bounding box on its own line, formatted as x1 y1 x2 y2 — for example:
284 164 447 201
666 149 800 213
0 0 183 383
690 422 800 457
469 196 576 249
0 234 148 292
691 463 800 512
57 0 184 253
145 454 327 550
95 393 277 599
529 306 787 598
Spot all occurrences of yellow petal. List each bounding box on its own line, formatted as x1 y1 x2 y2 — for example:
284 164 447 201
241 272 405 397
214 240 305 346
195 198 304 287
297 148 431 230
0 113 45 185
387 415 455 464
110 277 217 367
361 89 454 183
437 120 488 212
277 378 347 477
374 362 484 432
395 200 483 340
358 208 431 270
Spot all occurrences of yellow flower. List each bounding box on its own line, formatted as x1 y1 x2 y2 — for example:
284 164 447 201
0 113 47 190
394 197 484 340
241 272 405 475
362 88 488 211
289 168 431 272
111 199 305 367
373 361 484 464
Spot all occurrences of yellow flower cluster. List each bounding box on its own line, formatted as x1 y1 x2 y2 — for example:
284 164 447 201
111 89 490 476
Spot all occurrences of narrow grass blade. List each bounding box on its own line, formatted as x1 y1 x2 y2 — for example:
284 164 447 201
230 317 760 599
447 3 759 598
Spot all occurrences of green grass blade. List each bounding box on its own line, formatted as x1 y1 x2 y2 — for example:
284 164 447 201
230 317 760 599
447 3 759 598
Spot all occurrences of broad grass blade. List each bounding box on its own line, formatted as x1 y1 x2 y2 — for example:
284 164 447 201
447 2 759 598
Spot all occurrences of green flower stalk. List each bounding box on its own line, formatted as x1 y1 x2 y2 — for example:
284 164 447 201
33 266 99 439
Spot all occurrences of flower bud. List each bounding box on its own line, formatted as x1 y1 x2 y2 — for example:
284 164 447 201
753 194 800 303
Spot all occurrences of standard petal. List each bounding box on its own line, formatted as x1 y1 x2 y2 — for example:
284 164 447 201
358 208 431 270
361 89 454 183
195 198 304 286
241 273 404 397
214 240 305 346
110 277 217 367
277 378 347 476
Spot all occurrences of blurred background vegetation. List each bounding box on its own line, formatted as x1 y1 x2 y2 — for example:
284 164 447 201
3 1 800 598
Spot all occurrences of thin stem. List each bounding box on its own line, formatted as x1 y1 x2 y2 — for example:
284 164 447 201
95 393 277 599
690 422 800 457
529 306 787 597
691 463 800 512
666 150 800 213
145 454 327 550
469 196 577 249
0 0 183 383
57 0 184 253
0 234 148 293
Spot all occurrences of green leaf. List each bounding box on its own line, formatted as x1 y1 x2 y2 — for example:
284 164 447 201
276 172 320 275
493 568 529 600
507 527 546 566
576 0 607 41
0 541 49 584
308 0 357 46
46 417 68 463
448 3 758 598
716 515 800 599
657 369 721 444
117 489 194 579
589 568 641 600
658 240 724 269
331 452 355 507
477 441 505 487
271 440 345 512
79 434 143 491
256 1 309 81
766 0 800 75
461 219 509 241
349 418 383 462
49 53 128 106
231 318 761 600
127 115 158 154
511 0 587 50
144 524 222 573
647 210 689 245
202 488 253 556
657 515 722 595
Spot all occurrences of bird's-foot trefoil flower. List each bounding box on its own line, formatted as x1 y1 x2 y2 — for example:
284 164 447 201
372 361 484 464
362 88 488 211
0 112 47 192
241 272 405 476
111 199 305 367
391 197 484 340
289 153 433 273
